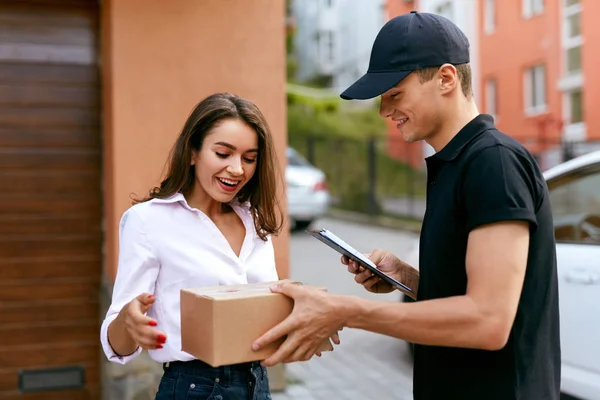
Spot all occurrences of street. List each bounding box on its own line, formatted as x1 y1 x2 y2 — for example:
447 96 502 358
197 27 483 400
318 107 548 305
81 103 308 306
272 217 419 400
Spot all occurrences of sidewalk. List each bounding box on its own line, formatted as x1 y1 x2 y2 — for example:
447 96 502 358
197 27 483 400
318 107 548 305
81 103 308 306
271 328 414 400
272 216 419 400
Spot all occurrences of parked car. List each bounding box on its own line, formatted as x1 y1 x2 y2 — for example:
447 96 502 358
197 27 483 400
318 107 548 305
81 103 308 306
286 147 330 230
401 150 600 400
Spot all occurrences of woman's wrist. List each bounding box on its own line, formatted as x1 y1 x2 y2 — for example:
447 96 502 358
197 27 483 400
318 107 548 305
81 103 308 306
108 306 139 356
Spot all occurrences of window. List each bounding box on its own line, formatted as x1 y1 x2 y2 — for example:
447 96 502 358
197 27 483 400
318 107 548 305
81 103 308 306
567 89 583 124
435 2 453 21
485 79 497 118
523 0 544 18
563 0 582 75
524 65 546 115
318 30 335 65
548 164 600 244
484 0 496 34
566 12 581 37
566 45 582 73
326 31 334 64
560 0 584 134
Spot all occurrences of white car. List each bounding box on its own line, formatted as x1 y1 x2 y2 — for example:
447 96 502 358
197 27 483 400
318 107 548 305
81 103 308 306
402 150 600 400
286 147 330 230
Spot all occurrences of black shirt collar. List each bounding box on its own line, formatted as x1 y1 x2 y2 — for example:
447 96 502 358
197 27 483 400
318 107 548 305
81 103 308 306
432 114 495 162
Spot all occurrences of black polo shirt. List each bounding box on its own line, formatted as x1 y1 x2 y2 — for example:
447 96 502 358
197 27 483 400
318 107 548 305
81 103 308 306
414 114 560 400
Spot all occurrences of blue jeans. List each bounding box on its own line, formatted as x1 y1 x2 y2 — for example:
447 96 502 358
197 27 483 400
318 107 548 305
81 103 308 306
154 359 271 400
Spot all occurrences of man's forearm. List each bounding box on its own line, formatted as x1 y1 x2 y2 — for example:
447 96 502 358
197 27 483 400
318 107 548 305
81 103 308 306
341 295 509 351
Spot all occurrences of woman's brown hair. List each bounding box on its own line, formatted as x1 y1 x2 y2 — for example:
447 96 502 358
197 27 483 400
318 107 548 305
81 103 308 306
134 93 284 240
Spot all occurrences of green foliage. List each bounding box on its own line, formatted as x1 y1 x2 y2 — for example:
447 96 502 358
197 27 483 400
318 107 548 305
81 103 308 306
286 92 427 215
287 96 384 139
303 74 334 88
286 58 298 82
337 180 382 214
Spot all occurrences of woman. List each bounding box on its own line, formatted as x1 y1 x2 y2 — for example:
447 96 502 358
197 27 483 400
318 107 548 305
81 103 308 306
100 93 335 400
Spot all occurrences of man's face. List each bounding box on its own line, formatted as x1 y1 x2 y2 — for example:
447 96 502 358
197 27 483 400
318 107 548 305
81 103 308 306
378 71 442 143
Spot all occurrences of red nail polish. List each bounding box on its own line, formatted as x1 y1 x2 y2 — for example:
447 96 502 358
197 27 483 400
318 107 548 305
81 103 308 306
157 334 167 343
147 295 154 300
149 320 158 327
156 344 163 349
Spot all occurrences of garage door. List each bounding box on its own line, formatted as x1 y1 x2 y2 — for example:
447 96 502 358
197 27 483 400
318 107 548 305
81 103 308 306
0 1 101 398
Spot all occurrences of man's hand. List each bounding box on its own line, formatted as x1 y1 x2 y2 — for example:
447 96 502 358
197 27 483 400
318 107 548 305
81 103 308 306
252 282 347 366
342 249 419 297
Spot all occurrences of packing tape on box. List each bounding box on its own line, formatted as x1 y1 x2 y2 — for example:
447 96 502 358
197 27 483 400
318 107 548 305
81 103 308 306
194 286 276 296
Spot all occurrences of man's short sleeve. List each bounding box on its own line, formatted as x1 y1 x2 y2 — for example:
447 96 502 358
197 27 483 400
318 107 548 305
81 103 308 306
462 145 538 232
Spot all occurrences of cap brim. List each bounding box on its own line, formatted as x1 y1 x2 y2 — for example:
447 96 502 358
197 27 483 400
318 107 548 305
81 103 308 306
340 70 412 100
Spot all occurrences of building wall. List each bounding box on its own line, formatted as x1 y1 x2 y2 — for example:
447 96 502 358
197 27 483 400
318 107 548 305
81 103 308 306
479 0 562 156
386 0 418 19
101 1 288 397
387 0 600 170
335 0 386 92
578 0 600 141
480 0 600 167
293 0 335 83
292 0 385 92
102 0 289 283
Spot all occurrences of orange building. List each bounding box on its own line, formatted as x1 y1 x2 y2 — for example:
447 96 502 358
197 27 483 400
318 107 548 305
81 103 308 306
0 0 287 398
386 0 600 170
480 0 600 168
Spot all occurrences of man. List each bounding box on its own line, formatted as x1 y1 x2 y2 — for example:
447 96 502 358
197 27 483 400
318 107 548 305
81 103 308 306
252 11 560 400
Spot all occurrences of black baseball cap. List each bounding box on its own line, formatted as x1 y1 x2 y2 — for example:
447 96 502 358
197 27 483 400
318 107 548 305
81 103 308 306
340 11 470 100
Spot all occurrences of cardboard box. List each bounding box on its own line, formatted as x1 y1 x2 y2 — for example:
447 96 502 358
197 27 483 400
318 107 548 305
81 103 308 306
180 280 330 367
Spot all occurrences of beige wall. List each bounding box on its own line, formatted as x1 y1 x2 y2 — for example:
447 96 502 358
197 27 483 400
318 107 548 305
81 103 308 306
102 0 289 280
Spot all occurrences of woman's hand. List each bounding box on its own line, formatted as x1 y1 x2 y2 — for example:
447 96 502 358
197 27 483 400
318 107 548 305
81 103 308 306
121 293 167 350
109 293 167 356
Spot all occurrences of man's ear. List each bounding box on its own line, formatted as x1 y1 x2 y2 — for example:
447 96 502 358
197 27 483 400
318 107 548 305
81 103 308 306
438 64 458 94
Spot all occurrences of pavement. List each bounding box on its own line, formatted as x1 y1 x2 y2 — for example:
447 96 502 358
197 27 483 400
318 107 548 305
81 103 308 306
272 329 414 400
272 217 419 400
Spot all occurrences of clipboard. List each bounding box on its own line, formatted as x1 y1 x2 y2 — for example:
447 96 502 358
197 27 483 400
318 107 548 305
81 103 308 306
306 229 415 298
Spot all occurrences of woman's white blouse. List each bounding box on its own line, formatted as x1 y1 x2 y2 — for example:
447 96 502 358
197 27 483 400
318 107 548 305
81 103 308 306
100 193 279 364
